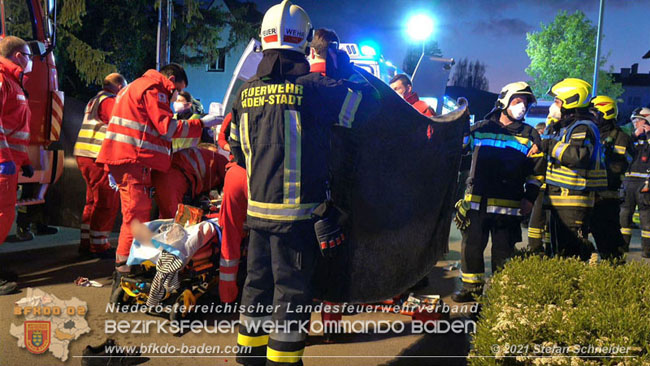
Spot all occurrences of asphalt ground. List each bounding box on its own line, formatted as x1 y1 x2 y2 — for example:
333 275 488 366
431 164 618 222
0 224 647 366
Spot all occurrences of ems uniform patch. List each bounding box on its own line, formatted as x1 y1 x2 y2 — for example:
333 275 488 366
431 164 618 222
158 92 168 103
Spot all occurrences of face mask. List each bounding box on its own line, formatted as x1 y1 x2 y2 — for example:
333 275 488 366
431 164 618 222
23 59 32 74
548 103 562 120
508 102 526 120
173 101 188 113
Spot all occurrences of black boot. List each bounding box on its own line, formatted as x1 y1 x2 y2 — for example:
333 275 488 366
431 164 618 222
451 285 482 303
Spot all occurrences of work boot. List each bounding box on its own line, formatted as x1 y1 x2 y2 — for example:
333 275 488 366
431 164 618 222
15 226 34 242
451 286 482 303
34 224 58 236
0 278 17 295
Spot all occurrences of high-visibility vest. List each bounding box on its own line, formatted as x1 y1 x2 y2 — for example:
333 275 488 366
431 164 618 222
172 112 202 151
73 90 114 158
545 120 607 191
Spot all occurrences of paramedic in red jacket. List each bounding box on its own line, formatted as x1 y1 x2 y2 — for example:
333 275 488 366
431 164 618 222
0 36 33 295
216 112 248 303
152 144 227 219
96 63 221 285
389 73 436 117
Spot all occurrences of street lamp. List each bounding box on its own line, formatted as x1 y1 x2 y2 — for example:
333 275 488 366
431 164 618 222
406 13 434 56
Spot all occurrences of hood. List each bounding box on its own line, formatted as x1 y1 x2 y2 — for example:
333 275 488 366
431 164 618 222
0 57 24 82
142 69 176 95
256 49 310 80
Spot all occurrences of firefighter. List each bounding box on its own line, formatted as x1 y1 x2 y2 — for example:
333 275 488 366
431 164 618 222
620 107 650 258
527 122 552 253
389 73 436 117
216 112 248 304
452 81 542 303
542 78 607 260
97 63 221 292
151 144 227 219
0 36 33 295
74 73 127 258
231 1 369 364
589 95 631 260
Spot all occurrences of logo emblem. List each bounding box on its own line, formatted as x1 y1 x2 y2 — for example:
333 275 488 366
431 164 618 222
24 321 51 354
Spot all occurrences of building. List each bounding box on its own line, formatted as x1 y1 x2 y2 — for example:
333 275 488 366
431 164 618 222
611 63 650 121
182 0 262 113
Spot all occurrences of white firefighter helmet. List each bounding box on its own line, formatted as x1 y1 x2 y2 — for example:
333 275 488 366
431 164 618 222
260 0 313 53
631 107 650 124
495 81 536 109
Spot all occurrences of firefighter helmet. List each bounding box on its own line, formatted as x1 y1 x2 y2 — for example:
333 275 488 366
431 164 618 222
590 95 618 121
547 78 592 109
631 107 650 124
495 81 536 109
260 0 313 53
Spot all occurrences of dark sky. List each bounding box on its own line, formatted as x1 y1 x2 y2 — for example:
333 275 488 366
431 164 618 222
251 0 650 92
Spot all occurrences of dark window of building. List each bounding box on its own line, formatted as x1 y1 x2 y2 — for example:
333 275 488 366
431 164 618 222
207 49 226 72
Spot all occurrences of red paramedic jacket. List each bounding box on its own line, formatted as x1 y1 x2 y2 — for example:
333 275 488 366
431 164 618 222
96 69 203 171
0 57 31 167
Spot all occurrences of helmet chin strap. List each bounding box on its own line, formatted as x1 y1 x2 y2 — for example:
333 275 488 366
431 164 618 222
503 109 521 123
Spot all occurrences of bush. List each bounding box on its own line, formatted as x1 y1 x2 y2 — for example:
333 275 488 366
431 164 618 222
470 256 650 366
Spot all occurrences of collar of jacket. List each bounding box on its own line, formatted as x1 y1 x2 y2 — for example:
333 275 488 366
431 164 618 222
142 69 176 95
557 108 596 129
0 56 24 82
404 91 421 106
310 61 326 75
484 112 525 132
256 49 310 80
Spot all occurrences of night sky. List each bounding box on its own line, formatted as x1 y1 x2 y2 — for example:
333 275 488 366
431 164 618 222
251 0 650 92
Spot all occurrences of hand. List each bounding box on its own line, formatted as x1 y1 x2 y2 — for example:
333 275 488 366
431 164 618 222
0 161 16 175
527 144 540 158
200 114 222 128
218 278 239 303
223 143 231 152
313 202 346 258
21 165 34 178
519 199 533 216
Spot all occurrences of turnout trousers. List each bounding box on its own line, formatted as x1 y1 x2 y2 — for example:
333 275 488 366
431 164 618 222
236 221 318 366
460 208 521 289
548 206 593 260
527 190 550 253
590 197 625 260
77 157 120 252
620 179 650 257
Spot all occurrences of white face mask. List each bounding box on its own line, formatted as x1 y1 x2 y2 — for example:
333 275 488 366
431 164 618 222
23 59 32 74
173 101 188 113
508 102 527 120
548 103 562 120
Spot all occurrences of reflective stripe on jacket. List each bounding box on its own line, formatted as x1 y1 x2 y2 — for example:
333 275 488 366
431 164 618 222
74 90 115 158
0 57 31 166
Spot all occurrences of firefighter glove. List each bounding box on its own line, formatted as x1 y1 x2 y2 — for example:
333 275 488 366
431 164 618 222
313 201 345 258
454 199 471 231
21 165 34 178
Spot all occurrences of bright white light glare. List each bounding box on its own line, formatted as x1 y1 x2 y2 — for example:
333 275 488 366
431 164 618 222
406 14 434 42
385 60 394 67
360 45 376 56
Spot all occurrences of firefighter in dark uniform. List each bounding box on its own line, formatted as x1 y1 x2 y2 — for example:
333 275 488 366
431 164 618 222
453 82 543 302
230 1 368 364
527 119 553 254
589 95 632 260
620 107 650 258
542 78 607 260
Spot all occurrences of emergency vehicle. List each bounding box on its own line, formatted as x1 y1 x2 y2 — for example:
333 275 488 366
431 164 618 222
1 0 64 206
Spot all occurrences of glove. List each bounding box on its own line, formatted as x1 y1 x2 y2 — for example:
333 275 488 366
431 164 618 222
453 199 471 231
312 201 346 258
21 165 34 178
200 114 222 128
107 173 119 191
0 161 16 175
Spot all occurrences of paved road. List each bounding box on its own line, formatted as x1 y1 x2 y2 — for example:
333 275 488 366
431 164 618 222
0 225 647 366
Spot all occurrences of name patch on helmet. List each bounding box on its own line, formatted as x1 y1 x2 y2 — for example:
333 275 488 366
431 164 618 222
284 28 305 44
262 28 278 43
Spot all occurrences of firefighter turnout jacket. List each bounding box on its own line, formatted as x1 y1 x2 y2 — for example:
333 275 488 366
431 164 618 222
543 116 607 208
463 115 543 215
0 57 31 167
73 90 115 158
625 133 650 182
229 50 366 233
96 69 204 171
599 122 633 196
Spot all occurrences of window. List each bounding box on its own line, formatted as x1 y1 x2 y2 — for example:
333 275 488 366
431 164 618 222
207 49 226 72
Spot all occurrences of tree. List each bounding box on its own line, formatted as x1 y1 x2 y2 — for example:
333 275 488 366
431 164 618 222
402 40 443 75
449 58 489 91
525 10 623 100
52 0 259 99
